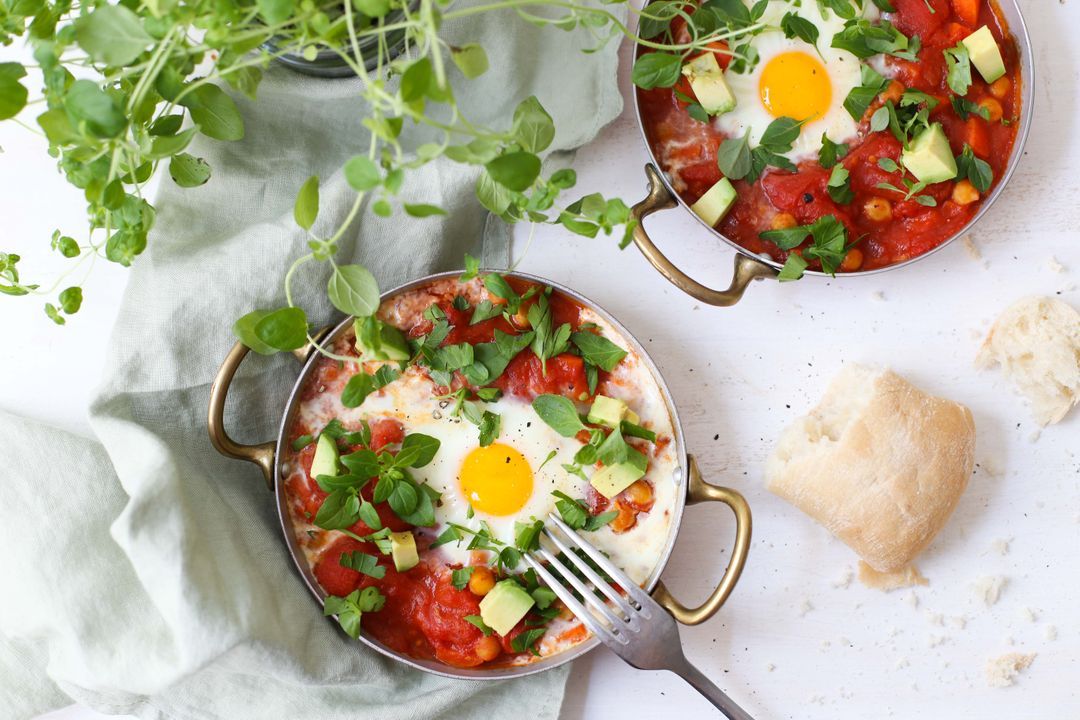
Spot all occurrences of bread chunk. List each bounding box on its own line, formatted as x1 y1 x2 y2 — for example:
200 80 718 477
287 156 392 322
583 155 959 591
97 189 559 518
766 365 975 573
976 296 1080 426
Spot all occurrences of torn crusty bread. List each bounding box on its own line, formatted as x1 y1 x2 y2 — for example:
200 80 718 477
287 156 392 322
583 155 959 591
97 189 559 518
976 296 1080 426
857 561 928 591
766 365 975 573
986 653 1036 688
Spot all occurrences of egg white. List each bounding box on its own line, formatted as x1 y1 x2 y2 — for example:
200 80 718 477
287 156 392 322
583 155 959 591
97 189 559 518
715 0 878 162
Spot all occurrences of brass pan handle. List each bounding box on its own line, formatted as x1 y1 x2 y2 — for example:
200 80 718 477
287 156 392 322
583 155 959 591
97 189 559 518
208 330 331 491
630 163 779 306
652 455 752 625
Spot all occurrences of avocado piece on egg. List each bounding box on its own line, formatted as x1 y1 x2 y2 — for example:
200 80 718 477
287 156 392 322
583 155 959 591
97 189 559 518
587 395 628 428
354 316 410 362
962 26 1006 84
681 53 737 116
311 433 340 479
390 531 419 572
902 124 958 185
479 579 535 636
690 177 737 227
590 461 646 500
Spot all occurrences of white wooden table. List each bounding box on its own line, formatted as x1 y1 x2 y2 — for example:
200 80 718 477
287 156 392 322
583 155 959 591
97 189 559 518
4 0 1077 716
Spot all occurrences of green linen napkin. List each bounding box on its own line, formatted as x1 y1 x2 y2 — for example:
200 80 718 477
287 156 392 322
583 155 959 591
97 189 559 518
0 5 625 718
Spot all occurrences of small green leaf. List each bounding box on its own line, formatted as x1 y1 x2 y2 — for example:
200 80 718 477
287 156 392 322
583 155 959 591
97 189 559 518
294 175 319 230
631 52 682 90
717 133 752 180
570 331 627 372
486 152 542 192
74 5 153 66
394 433 441 468
532 394 586 437
257 0 295 24
342 373 376 408
254 306 308 351
778 253 808 281
344 156 381 191
780 12 820 50
65 79 126 138
944 43 972 96
327 264 379 317
148 126 198 159
58 286 82 314
403 203 447 218
184 84 244 142
169 153 211 187
400 58 433 102
451 43 489 79
0 62 28 120
353 0 391 18
512 96 555 154
233 309 278 355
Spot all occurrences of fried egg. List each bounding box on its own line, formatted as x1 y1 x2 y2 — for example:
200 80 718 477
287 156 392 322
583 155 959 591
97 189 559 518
716 0 879 161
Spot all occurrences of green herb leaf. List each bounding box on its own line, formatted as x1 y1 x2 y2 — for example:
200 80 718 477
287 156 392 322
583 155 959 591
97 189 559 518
512 96 555 154
254 306 308 351
0 63 28 121
532 394 586 437
314 489 361 530
956 144 993 193
327 263 379 317
631 52 683 90
818 134 849 169
340 551 386 578
465 614 494 635
394 433 441 468
451 566 475 590
944 43 973 96
780 12 820 51
451 44 489 79
183 83 244 141
294 175 319 230
511 627 546 654
552 490 589 530
324 587 385 639
344 155 381 191
570 331 627 372
717 133 753 180
292 434 314 451
168 153 211 187
515 519 544 552
778 252 809 282
951 96 991 121
827 165 854 204
486 152 542 192
65 79 126 138
74 5 153 66
843 64 889 121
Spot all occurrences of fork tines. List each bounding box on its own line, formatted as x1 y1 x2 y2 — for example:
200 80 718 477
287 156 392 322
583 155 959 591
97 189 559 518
523 513 654 647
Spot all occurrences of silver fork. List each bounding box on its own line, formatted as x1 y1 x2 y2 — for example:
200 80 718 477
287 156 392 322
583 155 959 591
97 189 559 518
524 514 755 720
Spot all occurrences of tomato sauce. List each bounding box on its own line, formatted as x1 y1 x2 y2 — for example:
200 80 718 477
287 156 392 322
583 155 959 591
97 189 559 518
637 0 1021 271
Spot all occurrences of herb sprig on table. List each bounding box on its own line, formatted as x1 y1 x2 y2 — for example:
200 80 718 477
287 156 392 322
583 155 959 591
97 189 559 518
0 0 765 325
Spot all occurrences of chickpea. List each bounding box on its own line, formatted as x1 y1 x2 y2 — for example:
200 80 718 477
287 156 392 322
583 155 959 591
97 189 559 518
475 635 502 662
952 179 980 206
624 479 654 507
840 248 864 272
989 76 1011 100
770 212 797 230
880 80 905 104
468 566 496 596
979 97 1004 122
863 197 892 223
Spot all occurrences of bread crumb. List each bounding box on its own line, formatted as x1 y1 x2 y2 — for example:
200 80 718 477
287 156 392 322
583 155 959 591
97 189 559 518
927 634 947 648
973 576 1008 606
1003 635 1014 646
1048 256 1065 273
926 612 944 626
887 626 901 638
1028 428 1042 443
799 598 814 617
1043 625 1057 641
808 694 826 705
904 590 920 609
832 565 854 589
950 615 968 630
1019 607 1037 623
871 290 886 302
895 657 910 669
991 538 1011 555
820 639 832 651
985 653 1035 688
962 235 981 260
858 561 929 591
766 663 776 672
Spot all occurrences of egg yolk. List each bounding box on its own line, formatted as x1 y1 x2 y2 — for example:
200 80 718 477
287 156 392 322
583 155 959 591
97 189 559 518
759 51 832 122
459 443 534 516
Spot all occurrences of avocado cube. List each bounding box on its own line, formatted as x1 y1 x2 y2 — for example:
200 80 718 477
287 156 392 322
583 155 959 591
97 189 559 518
690 177 738 227
389 531 419 572
354 317 410 362
901 123 958 185
590 461 646 500
587 395 628 428
479 579 535 636
962 26 1006 84
681 53 737 116
310 433 340 479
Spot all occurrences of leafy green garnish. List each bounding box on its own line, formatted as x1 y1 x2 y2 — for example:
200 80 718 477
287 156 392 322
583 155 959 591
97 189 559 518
956 145 994 193
818 135 850 169
324 587 386 639
831 19 918 60
780 12 821 56
532 394 587 437
759 215 854 277
718 117 803 182
552 491 618 531
528 293 572 374
511 627 546 655
843 64 890 121
951 96 991 121
341 366 400 408
944 43 973 96
827 166 854 204
292 434 314 451
339 551 386 579
451 566 475 590
570 331 627 372
464 614 494 635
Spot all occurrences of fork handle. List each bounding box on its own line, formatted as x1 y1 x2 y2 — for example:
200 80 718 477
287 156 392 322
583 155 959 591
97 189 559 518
671 659 756 720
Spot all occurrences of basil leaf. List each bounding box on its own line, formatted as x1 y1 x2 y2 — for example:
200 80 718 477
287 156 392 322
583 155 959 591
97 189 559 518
780 12 819 50
819 0 857 19
818 134 849 169
451 566 475 590
759 117 804 151
341 449 380 477
759 225 811 251
183 83 244 141
515 519 544 552
341 373 376 408
470 299 502 324
340 551 386 579
168 153 211 187
315 473 368 493
631 52 683 90
387 479 419 516
0 62 28 121
512 96 555 154
532 394 586 437
328 263 379 317
254 306 308 351
65 79 126 138
951 96 991 121
451 43 489 79
584 510 619 531
74 5 153 66
477 410 501 447
570 331 627 372
314 489 361 530
717 133 752 180
621 420 657 443
344 155 381 191
552 490 588 530
827 165 854 204
394 433 441 468
511 627 546 655
465 614 494 635
357 499 382 530
233 309 278 355
293 175 319 230
956 144 993 193
486 151 541 192
292 434 314 451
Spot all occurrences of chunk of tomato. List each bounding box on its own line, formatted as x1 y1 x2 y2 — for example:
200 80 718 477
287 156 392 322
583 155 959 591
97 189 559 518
493 352 589 401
